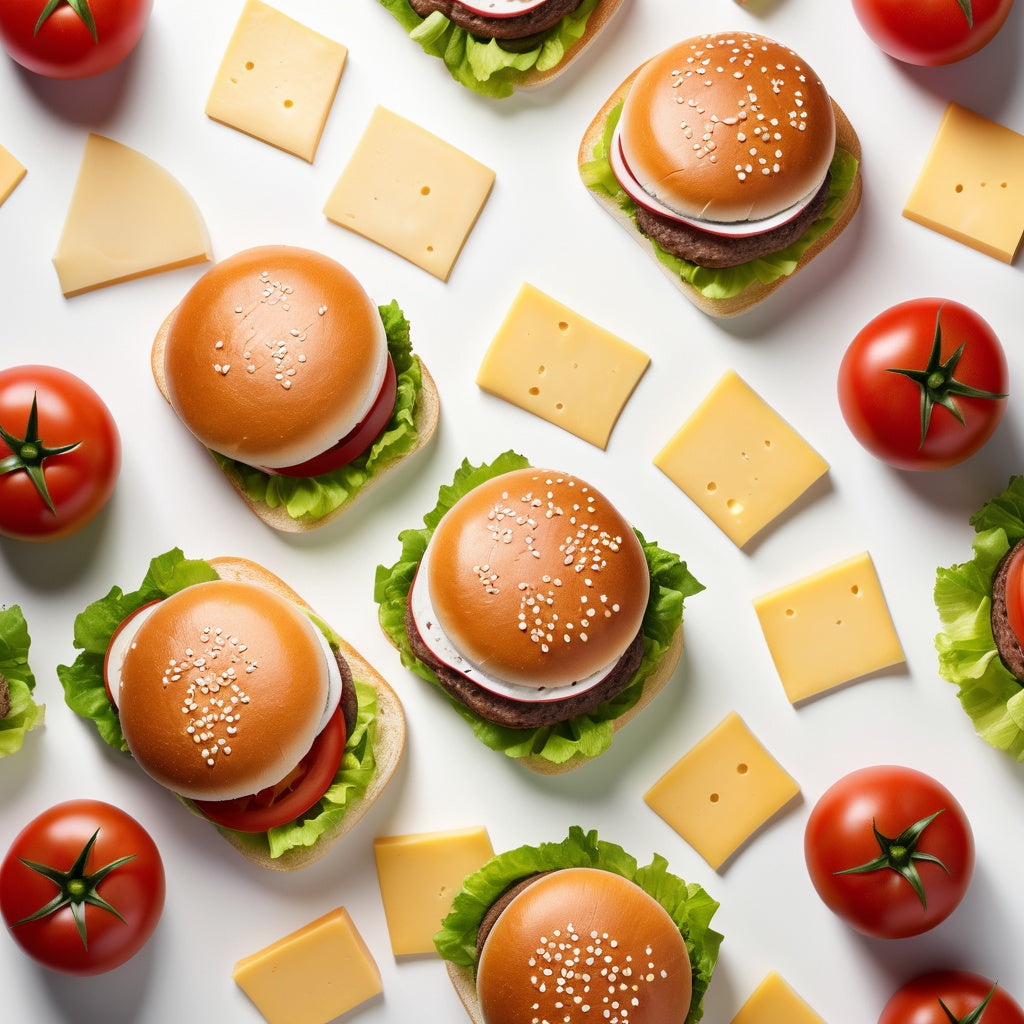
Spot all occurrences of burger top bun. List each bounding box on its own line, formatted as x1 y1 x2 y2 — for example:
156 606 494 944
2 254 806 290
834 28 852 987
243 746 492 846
618 31 836 223
118 579 332 801
475 868 693 1024
162 245 388 469
426 468 650 689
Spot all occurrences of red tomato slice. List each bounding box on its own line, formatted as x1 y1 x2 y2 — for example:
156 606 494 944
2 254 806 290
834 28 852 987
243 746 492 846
102 600 161 705
265 356 398 478
1004 546 1024 650
193 704 347 833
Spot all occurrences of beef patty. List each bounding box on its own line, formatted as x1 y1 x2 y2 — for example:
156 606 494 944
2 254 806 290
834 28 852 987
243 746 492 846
408 0 583 43
990 539 1024 682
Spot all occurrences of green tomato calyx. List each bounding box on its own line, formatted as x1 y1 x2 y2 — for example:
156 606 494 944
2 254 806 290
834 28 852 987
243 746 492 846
833 809 949 908
34 0 98 43
15 828 136 949
887 307 1006 450
0 392 81 514
940 982 997 1024
955 0 975 29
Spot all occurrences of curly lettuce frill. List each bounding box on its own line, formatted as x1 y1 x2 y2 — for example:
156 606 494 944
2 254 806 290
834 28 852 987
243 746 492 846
0 605 44 757
935 476 1024 760
373 451 703 767
434 826 723 1024
56 548 379 860
579 101 860 301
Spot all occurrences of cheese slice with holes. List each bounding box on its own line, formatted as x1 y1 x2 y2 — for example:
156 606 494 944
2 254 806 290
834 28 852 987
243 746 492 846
0 144 26 207
644 712 799 871
476 283 650 448
654 370 828 547
52 134 211 297
323 105 495 281
753 551 904 704
206 0 347 162
904 102 1024 263
730 972 827 1024
233 907 381 1024
374 827 494 956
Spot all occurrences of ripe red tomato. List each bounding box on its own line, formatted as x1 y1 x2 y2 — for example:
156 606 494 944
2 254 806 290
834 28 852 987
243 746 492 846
0 799 165 975
0 365 121 541
851 0 1015 65
837 298 1007 471
804 765 974 939
0 0 152 79
879 970 1024 1024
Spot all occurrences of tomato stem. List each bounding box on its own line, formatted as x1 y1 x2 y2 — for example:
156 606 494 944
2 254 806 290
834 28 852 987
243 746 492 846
34 0 99 43
940 982 996 1024
954 0 974 28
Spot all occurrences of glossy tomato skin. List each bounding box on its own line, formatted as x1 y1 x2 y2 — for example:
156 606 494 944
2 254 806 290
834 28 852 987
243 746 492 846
838 298 1007 471
0 800 165 975
0 365 121 541
804 765 974 939
879 970 1024 1024
851 0 1015 65
0 0 152 79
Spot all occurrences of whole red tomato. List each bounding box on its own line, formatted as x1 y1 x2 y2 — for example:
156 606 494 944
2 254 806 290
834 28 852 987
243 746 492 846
838 298 1007 471
0 364 121 541
851 0 1015 65
804 765 974 939
879 970 1024 1024
0 0 152 79
0 799 165 975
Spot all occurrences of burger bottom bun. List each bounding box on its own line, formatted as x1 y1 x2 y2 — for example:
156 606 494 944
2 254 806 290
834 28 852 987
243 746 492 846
152 312 440 533
188 556 406 872
578 64 862 319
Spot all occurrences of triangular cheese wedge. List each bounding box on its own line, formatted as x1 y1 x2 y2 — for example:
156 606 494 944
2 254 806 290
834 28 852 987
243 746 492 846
53 134 212 297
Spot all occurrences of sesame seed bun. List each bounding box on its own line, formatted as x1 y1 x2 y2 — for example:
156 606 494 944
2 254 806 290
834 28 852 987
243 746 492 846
425 468 650 690
469 868 693 1024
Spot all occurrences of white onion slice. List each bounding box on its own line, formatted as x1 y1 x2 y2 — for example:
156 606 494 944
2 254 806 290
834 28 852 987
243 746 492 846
457 0 550 18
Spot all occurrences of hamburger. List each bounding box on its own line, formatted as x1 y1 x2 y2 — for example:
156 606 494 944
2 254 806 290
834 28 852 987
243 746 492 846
375 0 624 98
435 827 723 1024
374 451 703 774
579 31 862 318
151 245 439 532
57 549 405 870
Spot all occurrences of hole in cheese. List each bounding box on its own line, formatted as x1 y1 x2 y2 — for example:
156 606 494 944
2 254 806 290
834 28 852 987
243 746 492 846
850 584 860 596
537 364 545 375
736 763 749 775
245 60 255 70
726 499 743 516
785 608 795 617
706 482 717 493
763 438 772 448
420 185 431 195
558 320 569 332
709 792 720 803
528 386 540 396
283 99 294 109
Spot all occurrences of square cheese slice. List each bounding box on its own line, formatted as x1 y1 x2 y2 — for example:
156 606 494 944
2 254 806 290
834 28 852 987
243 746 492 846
233 907 382 1024
654 370 828 547
323 105 495 281
206 0 347 162
730 972 826 1024
644 712 799 871
373 826 494 956
0 144 26 207
903 102 1024 263
753 551 904 704
476 283 650 449
52 134 211 297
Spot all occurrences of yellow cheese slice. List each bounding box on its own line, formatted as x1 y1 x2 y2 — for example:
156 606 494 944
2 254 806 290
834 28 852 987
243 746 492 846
753 551 904 704
644 711 799 871
52 134 211 298
373 826 495 956
323 105 495 281
233 907 382 1024
730 972 826 1024
0 144 26 207
476 282 650 449
903 102 1024 263
206 0 347 162
653 370 828 547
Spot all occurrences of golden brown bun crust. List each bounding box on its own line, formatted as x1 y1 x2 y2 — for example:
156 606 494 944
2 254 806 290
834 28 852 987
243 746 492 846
578 64 862 318
619 33 835 222
426 468 650 689
475 868 693 1024
162 245 387 468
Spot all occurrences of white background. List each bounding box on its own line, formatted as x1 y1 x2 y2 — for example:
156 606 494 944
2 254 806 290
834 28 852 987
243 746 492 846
2 0 1024 1022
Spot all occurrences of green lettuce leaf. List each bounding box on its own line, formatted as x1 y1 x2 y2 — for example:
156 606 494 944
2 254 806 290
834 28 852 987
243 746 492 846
434 826 722 1024
579 101 860 300
376 0 601 98
374 452 703 767
56 549 379 860
935 476 1024 759
214 301 425 523
0 605 44 757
